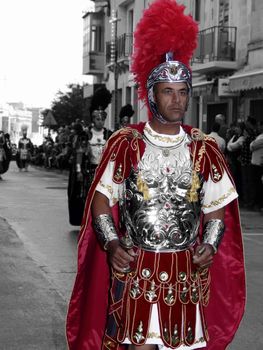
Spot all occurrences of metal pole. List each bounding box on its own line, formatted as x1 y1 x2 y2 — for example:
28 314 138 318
110 10 120 130
114 18 118 130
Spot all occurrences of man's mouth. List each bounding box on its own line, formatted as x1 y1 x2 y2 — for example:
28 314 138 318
168 107 182 112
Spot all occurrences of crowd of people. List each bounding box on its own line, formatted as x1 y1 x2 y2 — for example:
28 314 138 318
19 110 263 216
1 107 262 217
25 103 135 172
0 103 135 227
208 114 263 212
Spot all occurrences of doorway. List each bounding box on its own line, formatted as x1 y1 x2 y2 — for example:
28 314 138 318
207 103 228 133
250 99 263 123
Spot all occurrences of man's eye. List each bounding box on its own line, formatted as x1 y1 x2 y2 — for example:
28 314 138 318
180 91 187 96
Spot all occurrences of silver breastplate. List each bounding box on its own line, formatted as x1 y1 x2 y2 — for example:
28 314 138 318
120 134 204 251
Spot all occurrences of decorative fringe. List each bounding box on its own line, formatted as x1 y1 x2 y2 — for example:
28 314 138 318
137 173 151 200
187 170 200 202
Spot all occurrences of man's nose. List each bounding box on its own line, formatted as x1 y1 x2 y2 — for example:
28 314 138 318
172 92 180 102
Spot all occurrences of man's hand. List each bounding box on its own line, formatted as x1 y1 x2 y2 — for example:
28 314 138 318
192 243 214 270
107 240 136 272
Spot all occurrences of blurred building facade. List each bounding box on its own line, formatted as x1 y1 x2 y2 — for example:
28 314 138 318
83 0 263 131
0 102 43 144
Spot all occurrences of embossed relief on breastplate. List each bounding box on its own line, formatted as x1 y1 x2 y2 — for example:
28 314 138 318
121 137 204 251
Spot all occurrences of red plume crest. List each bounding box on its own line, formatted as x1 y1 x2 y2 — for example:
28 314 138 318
131 0 198 105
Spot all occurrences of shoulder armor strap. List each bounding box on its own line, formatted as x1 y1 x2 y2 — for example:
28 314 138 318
109 127 144 183
190 132 227 183
189 128 206 141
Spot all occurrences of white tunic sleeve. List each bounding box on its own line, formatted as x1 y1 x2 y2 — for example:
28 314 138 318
201 172 238 214
95 161 122 207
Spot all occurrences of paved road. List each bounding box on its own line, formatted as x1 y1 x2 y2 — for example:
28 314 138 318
0 162 77 302
0 161 263 349
0 216 67 350
229 209 263 350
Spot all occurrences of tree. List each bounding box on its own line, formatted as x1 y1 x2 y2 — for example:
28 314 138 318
50 84 89 127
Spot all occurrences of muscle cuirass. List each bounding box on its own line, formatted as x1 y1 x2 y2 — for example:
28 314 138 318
20 138 30 148
120 133 204 252
19 138 31 160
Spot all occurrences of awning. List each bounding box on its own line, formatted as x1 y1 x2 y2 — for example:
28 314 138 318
192 80 214 96
229 69 263 91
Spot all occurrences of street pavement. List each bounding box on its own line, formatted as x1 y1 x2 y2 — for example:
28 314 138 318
0 216 67 350
0 161 263 349
228 208 263 350
0 162 77 302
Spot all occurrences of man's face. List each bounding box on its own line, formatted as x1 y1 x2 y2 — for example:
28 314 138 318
154 82 189 123
93 115 105 130
121 116 130 127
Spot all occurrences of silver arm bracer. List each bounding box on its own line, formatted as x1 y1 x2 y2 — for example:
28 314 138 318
202 219 225 254
93 214 119 250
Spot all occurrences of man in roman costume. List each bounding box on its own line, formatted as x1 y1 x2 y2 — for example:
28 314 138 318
17 125 33 171
87 106 112 176
66 1 245 349
86 86 113 192
67 122 90 226
119 104 135 129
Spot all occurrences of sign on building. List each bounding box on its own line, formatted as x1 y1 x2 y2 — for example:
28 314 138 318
218 78 239 96
43 111 57 127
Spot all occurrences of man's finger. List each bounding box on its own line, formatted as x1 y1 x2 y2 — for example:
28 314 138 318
111 249 135 267
193 252 211 264
198 262 213 270
114 260 131 272
127 248 137 257
193 252 214 266
117 249 135 262
112 262 128 273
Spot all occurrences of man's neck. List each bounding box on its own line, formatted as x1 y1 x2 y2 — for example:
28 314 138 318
149 119 181 135
92 127 103 133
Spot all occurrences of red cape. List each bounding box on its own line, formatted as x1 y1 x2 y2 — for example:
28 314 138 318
66 123 245 350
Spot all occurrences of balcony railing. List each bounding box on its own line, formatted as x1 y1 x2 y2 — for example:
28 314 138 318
106 33 133 65
83 51 105 75
192 26 237 64
117 33 133 60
